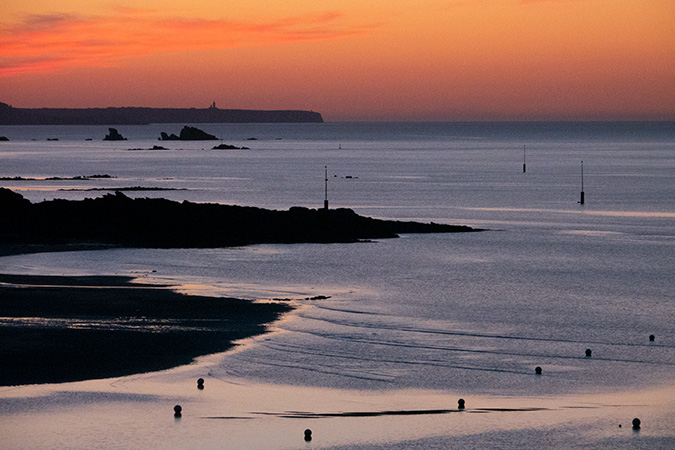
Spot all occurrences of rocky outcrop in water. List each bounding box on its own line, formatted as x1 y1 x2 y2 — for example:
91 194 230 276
160 126 218 140
213 143 248 150
103 128 126 141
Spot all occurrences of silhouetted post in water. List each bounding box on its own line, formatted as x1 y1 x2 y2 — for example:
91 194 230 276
324 165 329 210
523 145 527 173
579 161 585 204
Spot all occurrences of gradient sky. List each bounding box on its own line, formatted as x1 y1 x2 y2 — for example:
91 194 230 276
1 0 674 121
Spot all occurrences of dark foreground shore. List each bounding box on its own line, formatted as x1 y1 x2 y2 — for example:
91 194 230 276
0 273 292 386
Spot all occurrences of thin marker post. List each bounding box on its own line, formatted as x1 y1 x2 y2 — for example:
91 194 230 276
579 161 585 205
523 145 526 173
324 165 329 210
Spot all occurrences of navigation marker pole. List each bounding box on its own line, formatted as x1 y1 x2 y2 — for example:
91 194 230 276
579 161 585 205
324 165 329 210
523 145 527 173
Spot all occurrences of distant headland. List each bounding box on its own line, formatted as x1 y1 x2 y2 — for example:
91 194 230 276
0 102 323 125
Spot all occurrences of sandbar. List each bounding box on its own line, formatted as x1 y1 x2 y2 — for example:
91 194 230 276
0 273 291 386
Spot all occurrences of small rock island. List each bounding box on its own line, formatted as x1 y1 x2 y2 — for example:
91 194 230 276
160 126 218 141
213 143 249 150
103 128 127 141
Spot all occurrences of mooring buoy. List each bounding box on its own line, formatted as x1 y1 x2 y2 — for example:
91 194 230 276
174 405 182 417
304 429 312 441
458 398 465 409
585 348 592 357
535 366 542 375
632 418 641 430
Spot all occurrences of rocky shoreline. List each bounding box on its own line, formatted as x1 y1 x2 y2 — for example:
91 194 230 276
0 188 481 253
0 189 480 385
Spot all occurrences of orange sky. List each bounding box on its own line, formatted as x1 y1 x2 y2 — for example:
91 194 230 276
1 0 674 121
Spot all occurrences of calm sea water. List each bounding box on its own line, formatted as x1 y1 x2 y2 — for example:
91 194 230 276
1 122 674 397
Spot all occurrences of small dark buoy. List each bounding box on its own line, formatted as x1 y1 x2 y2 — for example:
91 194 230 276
619 424 622 428
197 378 205 389
632 418 641 430
174 405 182 417
535 366 542 375
304 429 312 441
458 398 465 409
649 334 655 342
585 348 592 357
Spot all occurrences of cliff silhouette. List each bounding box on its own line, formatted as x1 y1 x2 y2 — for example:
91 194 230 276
0 102 323 125
0 189 479 252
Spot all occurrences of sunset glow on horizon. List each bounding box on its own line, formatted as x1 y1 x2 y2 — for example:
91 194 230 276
2 0 674 121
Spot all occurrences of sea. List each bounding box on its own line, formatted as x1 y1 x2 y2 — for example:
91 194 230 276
1 121 674 448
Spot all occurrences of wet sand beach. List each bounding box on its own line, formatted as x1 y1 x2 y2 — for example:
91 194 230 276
1 270 673 448
0 273 291 386
2 355 674 449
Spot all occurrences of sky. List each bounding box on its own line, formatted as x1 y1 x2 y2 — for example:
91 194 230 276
1 0 674 121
